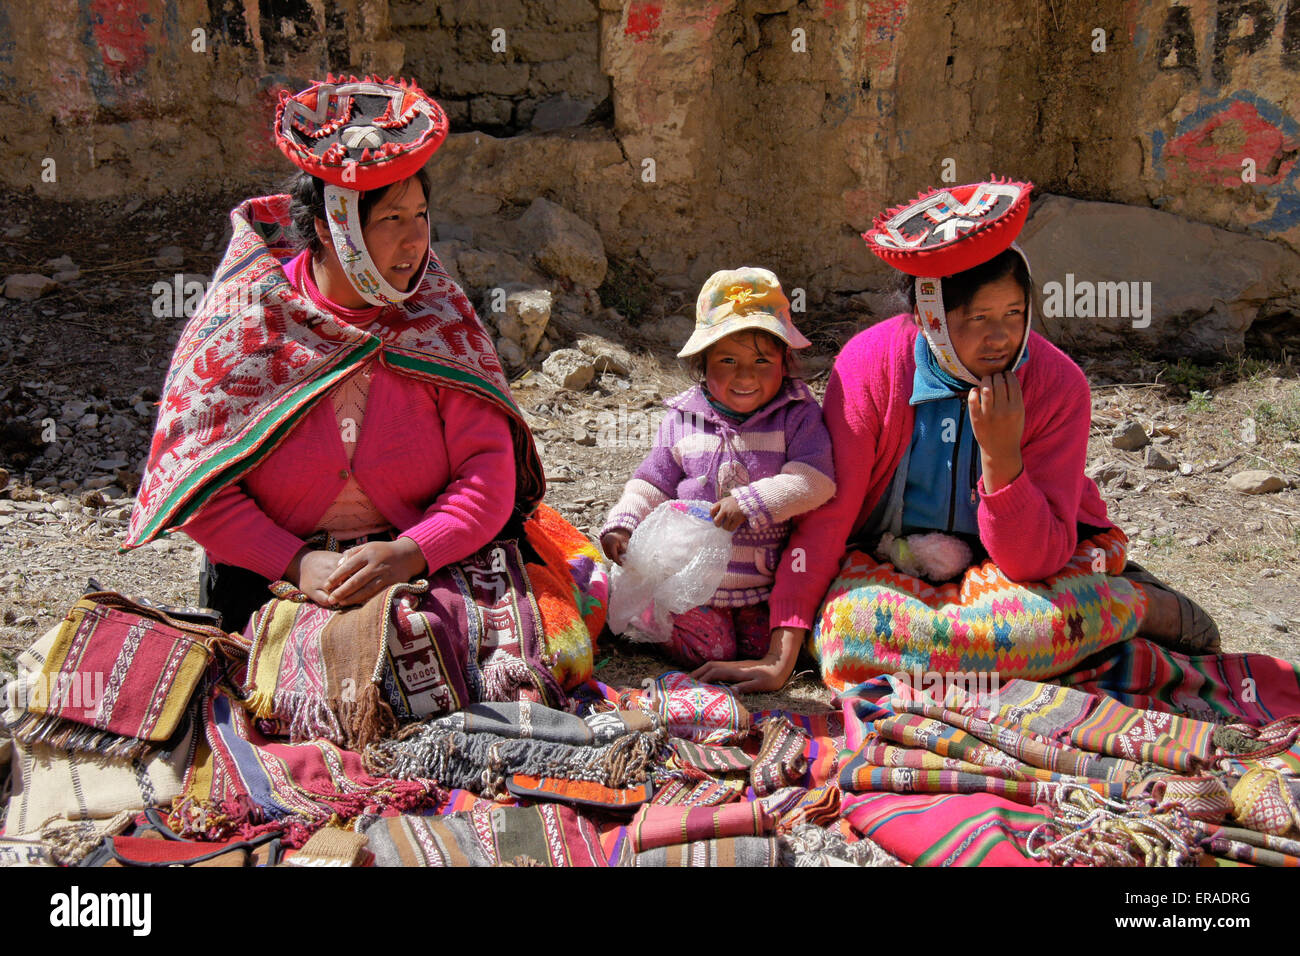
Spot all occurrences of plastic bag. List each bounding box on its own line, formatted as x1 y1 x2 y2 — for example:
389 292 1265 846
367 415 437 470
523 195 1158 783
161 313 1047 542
607 500 734 643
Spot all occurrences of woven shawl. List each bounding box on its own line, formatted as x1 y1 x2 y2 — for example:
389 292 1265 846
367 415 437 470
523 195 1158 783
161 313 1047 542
124 193 543 549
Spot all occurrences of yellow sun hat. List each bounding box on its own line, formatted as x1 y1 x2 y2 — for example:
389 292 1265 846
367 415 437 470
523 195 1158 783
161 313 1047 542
678 267 813 358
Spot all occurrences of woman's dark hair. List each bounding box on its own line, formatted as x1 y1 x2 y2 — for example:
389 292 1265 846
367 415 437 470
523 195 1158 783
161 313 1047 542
900 247 1034 315
682 328 803 381
286 167 432 256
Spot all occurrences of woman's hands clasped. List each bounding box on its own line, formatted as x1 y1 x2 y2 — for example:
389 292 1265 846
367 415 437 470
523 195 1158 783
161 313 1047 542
289 538 428 608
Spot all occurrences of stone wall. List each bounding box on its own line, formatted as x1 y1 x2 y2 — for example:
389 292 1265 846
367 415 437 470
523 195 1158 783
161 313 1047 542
1 0 1297 313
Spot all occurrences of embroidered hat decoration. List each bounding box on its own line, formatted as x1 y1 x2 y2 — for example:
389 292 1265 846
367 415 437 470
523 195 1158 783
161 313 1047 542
863 178 1035 386
861 178 1032 278
678 267 813 358
275 75 449 306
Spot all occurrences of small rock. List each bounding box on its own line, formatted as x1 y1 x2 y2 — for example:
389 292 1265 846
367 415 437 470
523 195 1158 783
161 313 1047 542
1087 461 1127 485
542 348 597 390
1144 446 1177 471
1261 568 1281 578
77 412 99 429
45 254 76 272
1266 612 1289 633
496 336 526 369
576 334 633 377
1245 520 1265 532
3 224 30 238
486 287 553 359
1178 462 1194 475
95 457 129 471
0 467 7 491
1240 417 1257 444
123 198 143 215
134 401 154 418
1111 419 1150 450
1227 470 1285 494
517 198 607 288
50 499 74 513
154 245 184 269
3 273 57 300
58 479 78 492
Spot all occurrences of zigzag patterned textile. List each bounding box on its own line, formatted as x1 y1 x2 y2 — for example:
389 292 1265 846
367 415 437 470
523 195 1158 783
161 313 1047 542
813 526 1142 691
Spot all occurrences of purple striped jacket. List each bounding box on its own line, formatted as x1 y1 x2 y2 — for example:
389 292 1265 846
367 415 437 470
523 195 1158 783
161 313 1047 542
602 380 835 608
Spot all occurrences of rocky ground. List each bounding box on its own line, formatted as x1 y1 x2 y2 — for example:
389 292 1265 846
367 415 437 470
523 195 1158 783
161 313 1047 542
2 193 1298 713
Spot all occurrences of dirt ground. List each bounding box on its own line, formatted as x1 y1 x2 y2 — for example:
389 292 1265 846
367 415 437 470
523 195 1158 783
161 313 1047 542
1 193 1298 714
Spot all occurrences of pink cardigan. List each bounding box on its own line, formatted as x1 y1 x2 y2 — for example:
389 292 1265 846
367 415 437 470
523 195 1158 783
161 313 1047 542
182 254 517 581
768 314 1110 631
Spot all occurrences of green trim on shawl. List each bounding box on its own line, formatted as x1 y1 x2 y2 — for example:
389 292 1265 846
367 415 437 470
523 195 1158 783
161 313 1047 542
382 350 517 412
126 341 379 545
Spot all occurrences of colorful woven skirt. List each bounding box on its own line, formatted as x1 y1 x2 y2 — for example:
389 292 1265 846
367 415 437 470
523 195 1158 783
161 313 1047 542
812 527 1145 691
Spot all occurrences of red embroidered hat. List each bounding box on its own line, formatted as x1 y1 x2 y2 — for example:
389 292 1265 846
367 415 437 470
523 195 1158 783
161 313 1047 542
861 178 1033 277
274 75 449 191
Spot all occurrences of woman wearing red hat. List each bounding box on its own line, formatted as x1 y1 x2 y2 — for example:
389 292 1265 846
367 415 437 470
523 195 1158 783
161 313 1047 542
757 179 1218 693
125 78 605 726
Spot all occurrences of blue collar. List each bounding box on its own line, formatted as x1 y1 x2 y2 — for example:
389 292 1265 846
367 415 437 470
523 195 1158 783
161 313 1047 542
909 331 1030 405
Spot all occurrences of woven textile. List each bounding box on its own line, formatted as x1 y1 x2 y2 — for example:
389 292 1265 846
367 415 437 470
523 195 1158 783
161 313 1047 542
125 193 543 549
842 791 1052 866
641 671 751 745
5 595 215 757
1231 768 1300 836
245 585 407 751
750 715 810 796
631 836 780 867
1067 695 1215 772
781 822 905 867
360 805 607 866
1059 636 1300 724
244 537 575 750
813 527 1142 691
1204 824 1300 866
364 712 666 804
172 687 442 847
523 503 608 689
5 720 196 856
629 802 772 853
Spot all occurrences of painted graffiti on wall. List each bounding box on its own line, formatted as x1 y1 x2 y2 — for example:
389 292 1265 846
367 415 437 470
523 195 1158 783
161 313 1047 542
1153 92 1300 231
1147 2 1300 234
1153 0 1300 80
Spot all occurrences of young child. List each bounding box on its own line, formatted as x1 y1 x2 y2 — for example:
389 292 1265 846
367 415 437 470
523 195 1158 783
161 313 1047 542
600 267 835 689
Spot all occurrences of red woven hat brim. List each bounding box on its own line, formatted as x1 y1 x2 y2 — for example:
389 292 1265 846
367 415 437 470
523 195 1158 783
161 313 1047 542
275 75 449 191
862 178 1033 278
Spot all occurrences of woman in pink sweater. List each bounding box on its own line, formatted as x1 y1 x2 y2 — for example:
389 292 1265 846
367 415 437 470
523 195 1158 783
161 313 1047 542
125 78 604 712
757 180 1217 692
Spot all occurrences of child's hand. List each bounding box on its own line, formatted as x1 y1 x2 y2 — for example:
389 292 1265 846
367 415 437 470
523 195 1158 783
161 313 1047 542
691 627 803 693
692 657 787 694
968 372 1025 493
601 529 632 565
710 496 747 531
